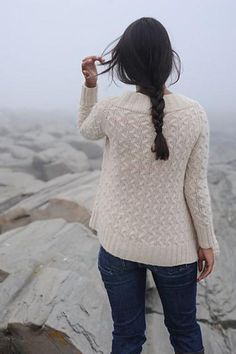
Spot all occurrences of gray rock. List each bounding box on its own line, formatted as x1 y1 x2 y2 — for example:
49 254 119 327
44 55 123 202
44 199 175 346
32 143 90 180
68 140 104 160
0 219 113 353
0 169 45 214
0 171 100 234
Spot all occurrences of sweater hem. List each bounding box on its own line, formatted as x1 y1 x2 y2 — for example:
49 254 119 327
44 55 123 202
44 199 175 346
90 214 199 266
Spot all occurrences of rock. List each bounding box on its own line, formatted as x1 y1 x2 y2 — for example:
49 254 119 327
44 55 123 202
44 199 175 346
18 132 57 151
67 140 104 160
0 168 44 191
0 323 82 354
0 219 112 353
32 143 90 180
0 169 45 214
0 171 100 234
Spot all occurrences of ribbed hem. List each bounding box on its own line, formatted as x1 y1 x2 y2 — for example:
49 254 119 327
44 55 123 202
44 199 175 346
90 210 219 264
195 223 220 257
100 225 198 266
90 210 199 266
80 83 98 106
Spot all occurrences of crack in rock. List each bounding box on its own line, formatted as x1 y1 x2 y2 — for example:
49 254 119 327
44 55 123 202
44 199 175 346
201 282 232 353
61 311 104 354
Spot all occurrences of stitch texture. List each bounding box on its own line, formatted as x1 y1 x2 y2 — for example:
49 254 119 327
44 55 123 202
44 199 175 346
77 84 220 266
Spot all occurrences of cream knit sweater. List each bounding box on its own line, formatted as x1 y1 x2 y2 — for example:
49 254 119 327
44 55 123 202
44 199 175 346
77 83 220 266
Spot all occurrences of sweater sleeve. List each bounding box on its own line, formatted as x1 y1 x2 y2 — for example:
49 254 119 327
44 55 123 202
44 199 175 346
77 83 110 140
183 104 220 257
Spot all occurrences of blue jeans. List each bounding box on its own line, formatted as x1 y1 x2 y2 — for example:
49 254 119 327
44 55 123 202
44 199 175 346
97 244 204 354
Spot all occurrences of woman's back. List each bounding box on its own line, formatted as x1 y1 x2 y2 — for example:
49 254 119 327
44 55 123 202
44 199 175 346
78 84 220 266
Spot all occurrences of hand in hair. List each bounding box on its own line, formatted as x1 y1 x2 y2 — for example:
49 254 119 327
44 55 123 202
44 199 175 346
81 55 105 88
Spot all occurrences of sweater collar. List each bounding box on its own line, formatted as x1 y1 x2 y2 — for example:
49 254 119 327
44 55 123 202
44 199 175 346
116 86 196 114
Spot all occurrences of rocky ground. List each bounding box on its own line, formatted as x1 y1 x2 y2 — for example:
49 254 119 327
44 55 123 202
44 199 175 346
0 111 235 354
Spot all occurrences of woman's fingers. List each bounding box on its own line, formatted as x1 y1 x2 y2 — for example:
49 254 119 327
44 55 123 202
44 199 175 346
82 55 98 62
82 59 93 69
198 258 203 272
82 55 104 65
197 261 213 282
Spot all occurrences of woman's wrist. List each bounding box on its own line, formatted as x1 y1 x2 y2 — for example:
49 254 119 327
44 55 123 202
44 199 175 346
84 81 97 88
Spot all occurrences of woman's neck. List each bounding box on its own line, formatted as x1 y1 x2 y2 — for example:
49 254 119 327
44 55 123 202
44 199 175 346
136 85 172 95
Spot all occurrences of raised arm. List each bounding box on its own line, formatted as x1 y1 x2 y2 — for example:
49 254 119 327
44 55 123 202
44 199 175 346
184 103 220 257
77 84 111 140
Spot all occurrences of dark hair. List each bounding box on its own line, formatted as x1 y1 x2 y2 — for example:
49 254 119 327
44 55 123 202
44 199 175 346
96 17 182 160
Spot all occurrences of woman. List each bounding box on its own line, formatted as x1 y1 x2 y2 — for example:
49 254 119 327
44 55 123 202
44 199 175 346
78 17 220 354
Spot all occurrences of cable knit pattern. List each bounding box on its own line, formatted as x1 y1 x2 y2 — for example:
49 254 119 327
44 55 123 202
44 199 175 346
77 83 220 266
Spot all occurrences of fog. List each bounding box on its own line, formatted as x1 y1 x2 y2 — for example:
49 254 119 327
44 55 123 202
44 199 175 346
0 0 235 123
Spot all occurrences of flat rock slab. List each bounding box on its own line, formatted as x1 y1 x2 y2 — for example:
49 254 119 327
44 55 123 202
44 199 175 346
0 170 100 233
0 219 112 353
0 323 82 354
32 143 90 181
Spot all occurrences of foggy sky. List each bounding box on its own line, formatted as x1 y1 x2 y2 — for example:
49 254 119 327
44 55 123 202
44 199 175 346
0 0 235 118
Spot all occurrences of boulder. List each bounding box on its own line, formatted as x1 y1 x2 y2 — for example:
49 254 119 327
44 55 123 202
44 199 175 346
32 143 90 180
0 171 100 234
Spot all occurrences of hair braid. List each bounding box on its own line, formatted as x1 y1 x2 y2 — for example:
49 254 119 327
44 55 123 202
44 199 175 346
138 86 170 160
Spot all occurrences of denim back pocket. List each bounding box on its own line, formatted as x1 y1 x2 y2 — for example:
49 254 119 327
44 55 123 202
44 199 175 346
155 261 197 276
165 261 197 275
98 245 125 275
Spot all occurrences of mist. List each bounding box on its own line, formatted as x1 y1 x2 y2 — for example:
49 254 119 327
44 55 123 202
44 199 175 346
0 0 235 125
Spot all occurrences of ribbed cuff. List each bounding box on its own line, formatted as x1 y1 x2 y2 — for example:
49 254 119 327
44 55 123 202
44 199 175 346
80 83 98 106
196 223 220 256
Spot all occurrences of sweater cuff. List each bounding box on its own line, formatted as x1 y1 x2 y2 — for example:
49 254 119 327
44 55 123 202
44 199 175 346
196 223 220 256
80 83 98 106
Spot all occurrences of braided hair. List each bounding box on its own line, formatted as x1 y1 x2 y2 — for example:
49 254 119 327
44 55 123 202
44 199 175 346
96 17 181 161
138 85 169 160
